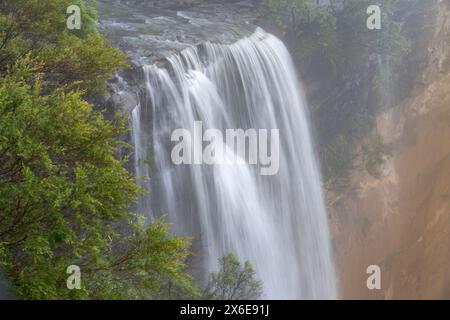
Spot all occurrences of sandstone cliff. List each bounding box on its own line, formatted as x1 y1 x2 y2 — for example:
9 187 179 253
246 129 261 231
330 0 450 299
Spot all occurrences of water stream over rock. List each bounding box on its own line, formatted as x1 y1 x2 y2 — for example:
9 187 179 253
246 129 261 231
131 28 337 299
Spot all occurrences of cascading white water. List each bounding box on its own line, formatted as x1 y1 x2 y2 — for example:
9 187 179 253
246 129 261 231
131 28 337 299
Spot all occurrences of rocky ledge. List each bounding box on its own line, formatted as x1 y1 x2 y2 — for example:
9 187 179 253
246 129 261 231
97 0 261 115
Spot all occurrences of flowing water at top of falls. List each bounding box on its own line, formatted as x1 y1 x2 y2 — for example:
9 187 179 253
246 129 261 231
131 28 337 299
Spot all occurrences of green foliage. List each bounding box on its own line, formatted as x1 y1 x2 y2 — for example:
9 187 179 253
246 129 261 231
0 58 198 299
322 130 392 192
321 134 356 192
261 0 406 190
0 0 198 300
203 253 263 300
261 0 409 72
362 133 392 179
80 217 199 300
261 0 337 65
0 0 126 95
39 33 127 95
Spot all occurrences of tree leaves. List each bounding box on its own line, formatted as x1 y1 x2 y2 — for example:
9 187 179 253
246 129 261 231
0 8 194 298
203 253 263 300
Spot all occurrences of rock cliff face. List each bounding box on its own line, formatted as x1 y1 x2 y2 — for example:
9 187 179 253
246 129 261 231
0 271 13 300
97 0 260 117
330 0 450 299
98 0 259 65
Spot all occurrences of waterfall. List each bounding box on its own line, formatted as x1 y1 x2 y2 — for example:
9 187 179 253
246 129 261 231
131 28 337 299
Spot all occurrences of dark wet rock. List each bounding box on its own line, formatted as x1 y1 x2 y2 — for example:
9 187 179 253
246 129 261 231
97 0 261 115
98 0 260 66
0 271 14 300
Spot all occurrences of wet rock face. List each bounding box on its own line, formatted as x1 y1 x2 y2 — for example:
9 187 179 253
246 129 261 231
330 72 450 300
329 0 450 300
97 0 260 116
125 0 206 9
119 0 253 10
0 271 14 300
98 0 259 66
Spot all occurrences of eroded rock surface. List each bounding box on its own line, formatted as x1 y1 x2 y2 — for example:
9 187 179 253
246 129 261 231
330 0 450 299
